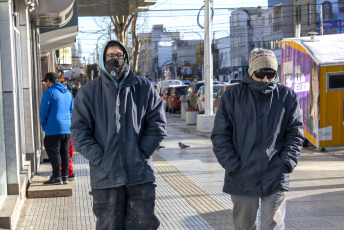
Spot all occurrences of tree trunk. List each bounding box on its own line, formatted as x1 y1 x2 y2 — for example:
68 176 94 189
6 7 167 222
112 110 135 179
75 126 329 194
131 12 140 74
110 13 141 75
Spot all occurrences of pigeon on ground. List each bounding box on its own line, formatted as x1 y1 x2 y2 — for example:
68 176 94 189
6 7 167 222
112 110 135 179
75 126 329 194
156 145 165 150
179 142 190 149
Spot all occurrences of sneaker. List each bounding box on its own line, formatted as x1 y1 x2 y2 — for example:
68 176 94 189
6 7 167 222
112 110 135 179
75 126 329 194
43 176 63 185
68 173 76 181
62 176 69 185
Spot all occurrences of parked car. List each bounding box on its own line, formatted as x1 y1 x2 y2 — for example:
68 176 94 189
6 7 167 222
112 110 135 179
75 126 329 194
167 85 188 113
156 80 182 96
213 83 240 113
196 84 228 113
180 80 221 107
162 86 177 111
181 80 191 85
227 79 241 84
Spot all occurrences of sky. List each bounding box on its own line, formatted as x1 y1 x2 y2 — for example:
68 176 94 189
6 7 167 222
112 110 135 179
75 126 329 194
77 0 268 62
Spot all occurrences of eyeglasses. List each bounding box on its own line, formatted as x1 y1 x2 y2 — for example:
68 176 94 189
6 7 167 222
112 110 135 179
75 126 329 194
254 68 276 79
105 53 124 60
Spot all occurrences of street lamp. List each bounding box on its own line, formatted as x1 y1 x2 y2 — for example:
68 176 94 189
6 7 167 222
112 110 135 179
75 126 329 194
96 34 108 64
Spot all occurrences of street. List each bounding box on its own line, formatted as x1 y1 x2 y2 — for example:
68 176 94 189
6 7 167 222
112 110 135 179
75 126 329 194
15 113 344 230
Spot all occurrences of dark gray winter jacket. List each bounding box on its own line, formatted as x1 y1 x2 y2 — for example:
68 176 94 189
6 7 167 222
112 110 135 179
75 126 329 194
70 41 167 189
211 75 304 197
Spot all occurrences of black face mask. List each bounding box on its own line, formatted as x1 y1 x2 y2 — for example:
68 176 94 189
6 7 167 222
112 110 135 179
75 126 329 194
105 58 126 81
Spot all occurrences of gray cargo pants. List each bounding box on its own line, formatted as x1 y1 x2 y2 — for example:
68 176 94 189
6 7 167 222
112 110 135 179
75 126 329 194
90 182 160 230
231 191 287 230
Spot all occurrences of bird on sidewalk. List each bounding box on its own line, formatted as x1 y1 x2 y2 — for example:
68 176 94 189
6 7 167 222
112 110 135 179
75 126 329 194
156 145 165 150
178 142 190 149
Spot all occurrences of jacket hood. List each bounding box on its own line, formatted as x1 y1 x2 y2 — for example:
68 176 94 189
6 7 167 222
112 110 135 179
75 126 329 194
99 40 130 86
241 74 279 95
51 83 68 93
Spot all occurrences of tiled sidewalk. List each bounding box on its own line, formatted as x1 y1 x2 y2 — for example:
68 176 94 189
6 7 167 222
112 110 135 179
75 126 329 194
15 113 344 230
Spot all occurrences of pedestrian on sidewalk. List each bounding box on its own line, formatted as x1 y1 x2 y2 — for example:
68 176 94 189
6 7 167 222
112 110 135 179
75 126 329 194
211 48 304 230
40 72 74 185
71 40 167 230
60 137 76 181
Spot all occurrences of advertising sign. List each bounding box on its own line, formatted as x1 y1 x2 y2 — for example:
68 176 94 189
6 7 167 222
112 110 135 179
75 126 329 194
282 44 320 140
59 47 72 64
316 0 344 34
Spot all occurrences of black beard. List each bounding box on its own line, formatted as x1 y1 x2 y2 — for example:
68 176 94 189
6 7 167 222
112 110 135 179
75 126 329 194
105 58 126 81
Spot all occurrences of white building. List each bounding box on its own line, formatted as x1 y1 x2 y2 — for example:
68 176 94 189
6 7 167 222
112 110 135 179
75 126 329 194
217 36 231 81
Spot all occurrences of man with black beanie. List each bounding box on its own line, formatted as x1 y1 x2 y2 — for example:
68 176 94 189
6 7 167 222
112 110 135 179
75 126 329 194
71 40 167 230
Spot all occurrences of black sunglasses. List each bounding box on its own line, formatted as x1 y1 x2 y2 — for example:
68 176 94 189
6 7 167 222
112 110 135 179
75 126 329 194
254 69 276 79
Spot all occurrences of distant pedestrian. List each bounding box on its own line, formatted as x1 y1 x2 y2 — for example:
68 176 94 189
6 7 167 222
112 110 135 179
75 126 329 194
71 40 167 230
211 48 304 230
60 137 76 181
40 72 73 185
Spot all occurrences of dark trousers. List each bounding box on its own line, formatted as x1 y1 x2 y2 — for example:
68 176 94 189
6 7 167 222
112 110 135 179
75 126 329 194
44 134 70 178
90 183 160 230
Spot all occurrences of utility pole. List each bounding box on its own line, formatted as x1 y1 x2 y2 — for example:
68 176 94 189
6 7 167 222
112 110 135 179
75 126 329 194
320 5 324 35
204 0 213 115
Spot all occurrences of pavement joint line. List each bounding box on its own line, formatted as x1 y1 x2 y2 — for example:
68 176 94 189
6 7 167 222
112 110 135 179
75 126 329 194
153 153 234 229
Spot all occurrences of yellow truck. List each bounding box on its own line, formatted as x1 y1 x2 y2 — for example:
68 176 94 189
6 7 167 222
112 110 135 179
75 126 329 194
281 34 344 150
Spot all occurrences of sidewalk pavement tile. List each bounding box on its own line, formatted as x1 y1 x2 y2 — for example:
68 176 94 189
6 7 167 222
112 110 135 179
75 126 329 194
15 112 344 230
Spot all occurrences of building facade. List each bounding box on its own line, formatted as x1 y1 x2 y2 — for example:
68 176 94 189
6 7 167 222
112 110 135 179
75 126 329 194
217 36 231 82
0 0 157 228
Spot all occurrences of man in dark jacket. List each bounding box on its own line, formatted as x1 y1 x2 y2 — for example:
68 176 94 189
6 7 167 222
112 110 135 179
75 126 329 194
40 72 73 185
70 40 167 230
211 48 304 230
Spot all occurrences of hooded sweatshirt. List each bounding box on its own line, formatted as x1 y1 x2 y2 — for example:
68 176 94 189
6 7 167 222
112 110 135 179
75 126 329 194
70 40 167 189
40 83 74 135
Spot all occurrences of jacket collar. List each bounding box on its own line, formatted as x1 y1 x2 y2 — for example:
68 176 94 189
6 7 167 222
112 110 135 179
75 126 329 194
100 70 138 90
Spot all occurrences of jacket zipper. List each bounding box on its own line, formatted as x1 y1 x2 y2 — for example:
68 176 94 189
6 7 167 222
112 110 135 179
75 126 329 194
260 98 265 197
117 86 127 184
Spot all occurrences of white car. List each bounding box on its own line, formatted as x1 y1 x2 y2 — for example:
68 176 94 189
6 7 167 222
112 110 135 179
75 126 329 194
156 80 182 96
196 84 228 113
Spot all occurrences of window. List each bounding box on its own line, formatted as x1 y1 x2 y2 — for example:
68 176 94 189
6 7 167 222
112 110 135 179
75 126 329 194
327 72 344 91
269 14 272 24
295 6 302 23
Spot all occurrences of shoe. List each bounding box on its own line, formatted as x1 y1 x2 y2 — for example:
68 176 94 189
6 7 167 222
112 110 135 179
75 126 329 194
43 176 63 185
62 176 69 184
68 173 76 181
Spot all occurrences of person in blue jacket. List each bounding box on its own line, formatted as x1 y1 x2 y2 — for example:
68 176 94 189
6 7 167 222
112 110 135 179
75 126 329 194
70 40 167 230
211 48 304 230
40 72 74 185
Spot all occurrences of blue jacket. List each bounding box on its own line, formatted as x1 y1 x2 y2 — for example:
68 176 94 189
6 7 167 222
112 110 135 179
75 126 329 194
211 75 304 197
70 41 167 189
40 83 73 135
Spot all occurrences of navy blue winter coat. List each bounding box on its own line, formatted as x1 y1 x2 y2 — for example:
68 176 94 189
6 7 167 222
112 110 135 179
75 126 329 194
70 41 167 189
211 75 304 197
40 83 73 135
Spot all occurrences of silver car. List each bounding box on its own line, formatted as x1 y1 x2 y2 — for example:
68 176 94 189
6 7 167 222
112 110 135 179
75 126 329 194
196 84 228 113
